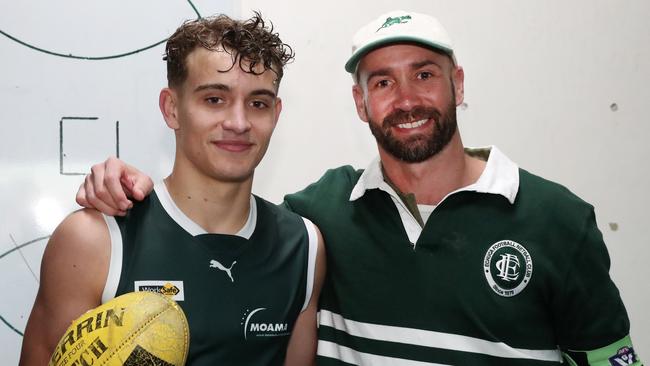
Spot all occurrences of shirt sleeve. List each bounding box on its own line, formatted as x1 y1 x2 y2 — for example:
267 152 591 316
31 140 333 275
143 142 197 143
554 209 642 365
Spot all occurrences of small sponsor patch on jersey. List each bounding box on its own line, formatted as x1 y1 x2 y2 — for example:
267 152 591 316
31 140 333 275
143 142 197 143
241 307 290 340
484 240 533 297
609 346 638 365
134 280 184 301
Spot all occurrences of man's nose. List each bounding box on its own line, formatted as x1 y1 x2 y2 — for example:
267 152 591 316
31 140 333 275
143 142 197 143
392 83 422 112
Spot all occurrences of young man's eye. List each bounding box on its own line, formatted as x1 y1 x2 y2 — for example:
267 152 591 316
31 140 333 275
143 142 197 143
251 100 269 109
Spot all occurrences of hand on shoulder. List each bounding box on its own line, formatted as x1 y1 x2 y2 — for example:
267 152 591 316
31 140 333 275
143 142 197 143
76 157 154 216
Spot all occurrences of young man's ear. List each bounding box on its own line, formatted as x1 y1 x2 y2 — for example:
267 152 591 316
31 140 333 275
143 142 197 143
352 85 370 123
159 88 180 130
273 97 283 128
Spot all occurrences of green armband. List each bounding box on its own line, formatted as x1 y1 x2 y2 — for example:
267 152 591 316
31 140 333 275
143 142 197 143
563 335 642 366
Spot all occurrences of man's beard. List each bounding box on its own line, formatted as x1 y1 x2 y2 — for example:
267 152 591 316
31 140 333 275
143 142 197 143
368 98 458 163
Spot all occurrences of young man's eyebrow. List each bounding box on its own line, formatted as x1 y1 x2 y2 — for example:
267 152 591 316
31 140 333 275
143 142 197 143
193 84 276 98
250 89 277 98
194 83 229 93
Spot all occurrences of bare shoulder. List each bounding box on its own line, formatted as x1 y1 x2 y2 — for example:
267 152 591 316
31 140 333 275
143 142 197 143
20 209 112 365
42 208 111 296
42 207 111 300
50 208 110 248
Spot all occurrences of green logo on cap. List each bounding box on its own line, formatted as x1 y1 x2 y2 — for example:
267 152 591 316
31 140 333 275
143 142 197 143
376 15 412 32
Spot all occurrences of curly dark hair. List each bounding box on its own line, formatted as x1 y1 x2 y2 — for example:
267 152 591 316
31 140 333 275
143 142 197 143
164 12 294 88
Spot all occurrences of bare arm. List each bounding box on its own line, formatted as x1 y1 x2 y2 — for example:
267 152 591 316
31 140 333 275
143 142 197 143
284 226 326 366
19 209 111 365
76 156 154 216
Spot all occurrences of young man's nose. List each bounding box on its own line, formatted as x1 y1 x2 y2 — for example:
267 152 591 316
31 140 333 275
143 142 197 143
222 105 252 133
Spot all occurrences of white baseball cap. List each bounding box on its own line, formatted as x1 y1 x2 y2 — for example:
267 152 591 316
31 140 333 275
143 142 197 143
345 10 456 73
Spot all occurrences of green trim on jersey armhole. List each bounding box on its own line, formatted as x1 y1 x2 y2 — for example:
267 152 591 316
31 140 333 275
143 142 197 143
563 335 642 366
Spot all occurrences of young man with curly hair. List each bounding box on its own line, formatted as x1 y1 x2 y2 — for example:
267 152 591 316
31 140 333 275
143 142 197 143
20 13 324 366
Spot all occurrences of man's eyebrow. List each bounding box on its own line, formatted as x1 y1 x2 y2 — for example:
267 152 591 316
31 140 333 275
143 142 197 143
366 68 391 81
411 59 443 70
194 83 229 93
365 59 445 81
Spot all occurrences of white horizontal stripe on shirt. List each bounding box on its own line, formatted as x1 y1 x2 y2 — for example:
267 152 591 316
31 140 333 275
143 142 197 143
318 340 451 366
319 309 562 363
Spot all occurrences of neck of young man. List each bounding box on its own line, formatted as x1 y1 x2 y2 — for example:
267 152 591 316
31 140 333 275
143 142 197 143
379 133 486 206
164 160 253 235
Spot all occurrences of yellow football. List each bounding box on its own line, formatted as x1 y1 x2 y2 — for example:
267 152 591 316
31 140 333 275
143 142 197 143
49 291 189 366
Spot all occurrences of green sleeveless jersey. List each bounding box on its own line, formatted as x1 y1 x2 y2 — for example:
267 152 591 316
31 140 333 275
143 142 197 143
102 184 318 365
284 164 640 366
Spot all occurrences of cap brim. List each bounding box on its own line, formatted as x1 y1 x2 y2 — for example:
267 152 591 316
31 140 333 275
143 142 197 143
345 36 455 73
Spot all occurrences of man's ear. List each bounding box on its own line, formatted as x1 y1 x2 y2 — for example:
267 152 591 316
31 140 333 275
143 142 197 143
159 88 179 129
352 84 369 123
452 66 465 106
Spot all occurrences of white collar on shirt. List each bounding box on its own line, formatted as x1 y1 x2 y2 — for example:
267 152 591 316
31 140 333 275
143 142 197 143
154 182 257 239
348 146 520 245
349 145 519 203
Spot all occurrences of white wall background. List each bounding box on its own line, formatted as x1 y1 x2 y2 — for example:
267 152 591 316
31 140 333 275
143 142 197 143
1 0 647 364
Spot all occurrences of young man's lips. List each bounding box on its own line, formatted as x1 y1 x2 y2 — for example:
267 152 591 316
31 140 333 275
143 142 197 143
212 140 254 152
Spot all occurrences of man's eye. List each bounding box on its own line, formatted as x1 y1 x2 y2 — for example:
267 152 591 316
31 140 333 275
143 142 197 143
205 97 222 104
417 71 433 80
377 79 390 88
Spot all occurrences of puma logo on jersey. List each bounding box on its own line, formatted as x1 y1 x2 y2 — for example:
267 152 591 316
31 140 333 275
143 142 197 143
210 259 237 282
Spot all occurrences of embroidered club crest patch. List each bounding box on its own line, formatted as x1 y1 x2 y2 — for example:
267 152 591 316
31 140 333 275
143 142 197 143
609 346 637 365
484 240 533 297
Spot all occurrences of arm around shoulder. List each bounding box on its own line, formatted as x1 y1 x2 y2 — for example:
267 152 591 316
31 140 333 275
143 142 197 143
19 209 111 366
284 225 326 366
